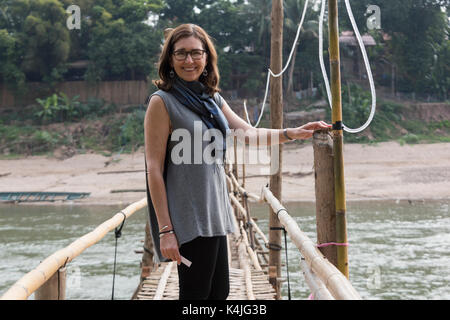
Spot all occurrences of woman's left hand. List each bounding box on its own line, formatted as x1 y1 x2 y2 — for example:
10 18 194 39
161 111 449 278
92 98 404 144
290 121 331 140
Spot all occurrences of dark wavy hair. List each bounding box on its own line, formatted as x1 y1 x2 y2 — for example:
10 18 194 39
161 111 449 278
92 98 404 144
154 24 220 96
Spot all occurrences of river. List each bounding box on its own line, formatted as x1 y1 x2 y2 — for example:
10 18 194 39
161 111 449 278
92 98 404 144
0 200 448 300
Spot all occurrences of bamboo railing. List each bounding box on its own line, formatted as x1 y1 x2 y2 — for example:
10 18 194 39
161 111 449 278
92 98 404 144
3 145 359 300
224 153 360 300
261 186 361 300
300 259 334 300
1 198 147 300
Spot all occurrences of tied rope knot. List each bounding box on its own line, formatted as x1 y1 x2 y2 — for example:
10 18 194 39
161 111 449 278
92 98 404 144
316 242 349 248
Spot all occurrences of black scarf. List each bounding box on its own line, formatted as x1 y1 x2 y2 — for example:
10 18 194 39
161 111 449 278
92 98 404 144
170 76 229 159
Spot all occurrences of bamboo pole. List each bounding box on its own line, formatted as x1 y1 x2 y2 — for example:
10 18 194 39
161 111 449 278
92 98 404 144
140 219 155 280
262 187 360 300
242 143 246 189
227 169 269 269
230 194 262 271
229 196 256 300
34 267 66 300
268 0 284 299
233 136 239 181
240 221 262 271
230 193 247 223
1 197 148 300
228 171 260 202
250 219 268 247
313 130 338 267
230 196 241 239
238 235 255 300
153 262 174 300
328 0 349 278
300 259 334 300
227 235 232 269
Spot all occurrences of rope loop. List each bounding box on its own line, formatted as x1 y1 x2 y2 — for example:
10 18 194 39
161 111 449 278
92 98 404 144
115 211 127 239
275 208 288 220
265 242 282 251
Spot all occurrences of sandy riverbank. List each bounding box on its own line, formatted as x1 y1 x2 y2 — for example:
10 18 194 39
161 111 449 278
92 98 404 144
0 141 449 206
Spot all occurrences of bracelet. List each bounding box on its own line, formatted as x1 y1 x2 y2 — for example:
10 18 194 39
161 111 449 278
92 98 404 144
159 230 174 238
159 225 170 233
283 128 295 141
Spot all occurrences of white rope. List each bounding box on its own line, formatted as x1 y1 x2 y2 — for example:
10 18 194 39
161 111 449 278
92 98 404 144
244 0 376 134
319 0 332 109
244 0 310 127
342 0 377 133
319 0 377 133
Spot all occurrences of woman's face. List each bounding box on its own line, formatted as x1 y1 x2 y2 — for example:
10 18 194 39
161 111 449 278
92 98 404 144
171 36 207 82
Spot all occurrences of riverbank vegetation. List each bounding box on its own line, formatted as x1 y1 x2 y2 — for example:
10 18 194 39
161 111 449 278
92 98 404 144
0 84 449 159
0 0 449 158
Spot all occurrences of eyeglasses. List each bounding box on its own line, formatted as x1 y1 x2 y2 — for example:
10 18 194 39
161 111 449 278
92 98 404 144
172 49 206 61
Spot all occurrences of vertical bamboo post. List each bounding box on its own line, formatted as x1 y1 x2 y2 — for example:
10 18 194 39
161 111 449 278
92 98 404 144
233 136 239 184
268 0 283 299
242 142 246 189
35 267 66 300
241 142 246 210
243 196 255 250
313 130 337 267
241 142 254 249
140 219 155 281
328 0 349 278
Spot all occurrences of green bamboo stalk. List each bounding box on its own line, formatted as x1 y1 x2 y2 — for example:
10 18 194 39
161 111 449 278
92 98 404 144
328 0 349 279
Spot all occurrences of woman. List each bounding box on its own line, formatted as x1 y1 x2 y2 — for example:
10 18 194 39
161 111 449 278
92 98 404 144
144 23 330 300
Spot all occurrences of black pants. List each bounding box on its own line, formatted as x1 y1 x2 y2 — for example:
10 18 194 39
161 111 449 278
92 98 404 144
177 235 229 300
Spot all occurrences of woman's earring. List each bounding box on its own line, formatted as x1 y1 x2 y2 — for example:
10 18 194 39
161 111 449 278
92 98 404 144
202 68 208 77
169 69 175 78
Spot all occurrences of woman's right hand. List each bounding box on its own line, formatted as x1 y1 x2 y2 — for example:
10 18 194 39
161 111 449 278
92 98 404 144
160 233 181 265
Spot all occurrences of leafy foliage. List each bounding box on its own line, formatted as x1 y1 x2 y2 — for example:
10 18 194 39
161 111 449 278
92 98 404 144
83 0 163 81
118 109 146 151
338 0 449 97
0 0 449 157
1 0 448 98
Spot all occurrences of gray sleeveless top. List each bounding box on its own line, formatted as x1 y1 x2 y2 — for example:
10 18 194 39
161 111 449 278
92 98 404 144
146 89 235 263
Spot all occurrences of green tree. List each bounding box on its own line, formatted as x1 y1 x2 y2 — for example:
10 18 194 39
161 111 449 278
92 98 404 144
194 0 266 94
283 0 320 99
338 0 450 97
83 0 164 81
0 0 70 84
0 29 25 91
160 0 198 25
16 0 70 83
428 28 450 99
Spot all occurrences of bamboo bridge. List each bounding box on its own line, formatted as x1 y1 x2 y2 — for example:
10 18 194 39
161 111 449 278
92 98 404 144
1 0 365 301
0 143 361 300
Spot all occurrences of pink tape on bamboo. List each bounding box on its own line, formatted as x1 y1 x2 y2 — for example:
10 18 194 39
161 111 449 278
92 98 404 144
316 242 349 248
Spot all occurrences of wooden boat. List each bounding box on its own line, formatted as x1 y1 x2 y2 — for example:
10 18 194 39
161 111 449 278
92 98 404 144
0 192 90 202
